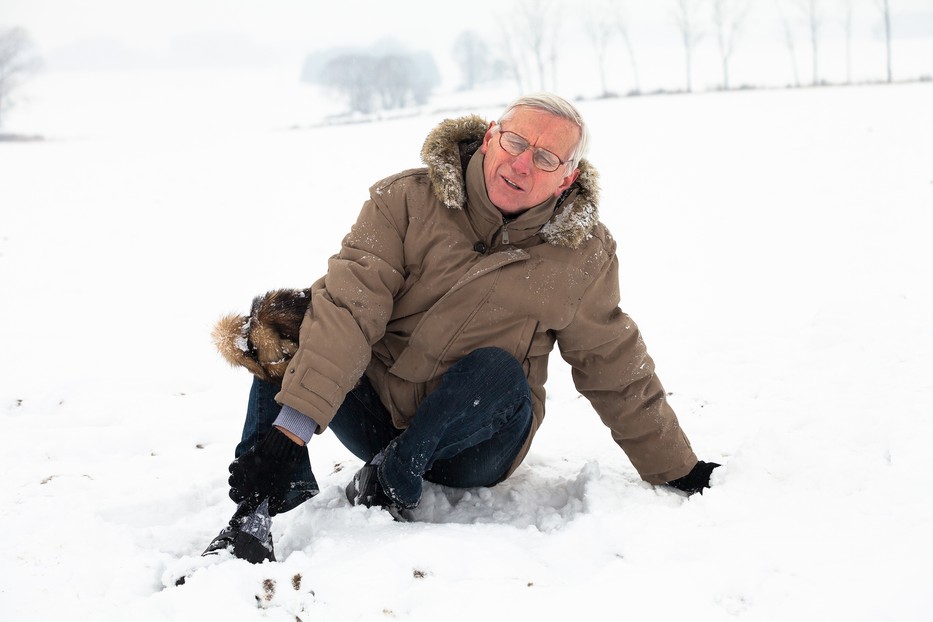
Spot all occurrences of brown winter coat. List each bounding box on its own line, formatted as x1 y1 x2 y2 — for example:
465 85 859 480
214 115 697 485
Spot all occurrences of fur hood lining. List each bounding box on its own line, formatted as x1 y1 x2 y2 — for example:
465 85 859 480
420 115 601 249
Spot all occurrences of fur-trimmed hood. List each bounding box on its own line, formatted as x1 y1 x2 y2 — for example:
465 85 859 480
213 288 310 382
420 114 601 249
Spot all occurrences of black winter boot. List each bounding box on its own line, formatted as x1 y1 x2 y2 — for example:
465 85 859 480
202 499 275 563
346 462 411 522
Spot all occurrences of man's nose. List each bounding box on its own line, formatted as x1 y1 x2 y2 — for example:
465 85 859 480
512 148 535 174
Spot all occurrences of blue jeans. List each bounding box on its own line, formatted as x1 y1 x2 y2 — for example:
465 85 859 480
238 347 533 512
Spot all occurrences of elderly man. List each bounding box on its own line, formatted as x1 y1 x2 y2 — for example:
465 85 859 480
206 93 719 563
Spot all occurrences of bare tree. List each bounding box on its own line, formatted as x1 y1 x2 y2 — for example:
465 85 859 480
711 0 748 90
320 55 378 114
0 27 42 129
842 0 856 84
610 1 642 93
548 26 560 92
774 0 802 86
406 51 442 105
375 55 413 110
876 0 892 82
583 0 616 96
497 21 530 93
508 0 562 91
452 30 492 91
797 0 824 85
672 0 704 92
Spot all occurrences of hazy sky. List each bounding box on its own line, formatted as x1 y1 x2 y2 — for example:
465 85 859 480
5 3 924 46
3 0 932 92
3 0 506 63
5 0 933 61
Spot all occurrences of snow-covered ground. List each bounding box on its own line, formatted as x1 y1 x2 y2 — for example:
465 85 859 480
1 80 932 621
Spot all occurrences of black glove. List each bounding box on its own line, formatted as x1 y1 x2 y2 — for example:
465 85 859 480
667 460 720 496
228 427 305 515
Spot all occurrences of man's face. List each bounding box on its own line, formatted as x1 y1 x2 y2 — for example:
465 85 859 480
480 107 581 216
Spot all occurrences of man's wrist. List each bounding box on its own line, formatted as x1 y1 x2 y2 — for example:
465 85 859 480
273 404 319 444
273 425 305 446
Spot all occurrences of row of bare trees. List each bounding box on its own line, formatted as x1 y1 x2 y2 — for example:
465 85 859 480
0 1 906 124
771 0 893 88
310 0 901 115
665 0 896 91
453 0 899 97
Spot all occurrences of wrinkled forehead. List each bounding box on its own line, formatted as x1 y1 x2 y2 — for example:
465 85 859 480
502 107 580 156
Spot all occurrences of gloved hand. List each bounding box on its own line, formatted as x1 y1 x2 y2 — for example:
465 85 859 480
667 460 721 495
228 427 304 515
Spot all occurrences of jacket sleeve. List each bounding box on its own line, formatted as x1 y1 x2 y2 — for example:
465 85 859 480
555 236 697 484
275 187 409 431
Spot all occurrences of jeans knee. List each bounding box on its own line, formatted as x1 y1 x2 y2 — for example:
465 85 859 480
458 347 530 400
463 347 521 374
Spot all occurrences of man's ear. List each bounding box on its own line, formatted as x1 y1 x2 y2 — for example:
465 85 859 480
554 167 580 196
481 121 497 154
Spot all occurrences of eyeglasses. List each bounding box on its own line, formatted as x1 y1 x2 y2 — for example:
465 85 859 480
496 127 570 173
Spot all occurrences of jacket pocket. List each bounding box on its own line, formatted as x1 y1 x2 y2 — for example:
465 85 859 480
297 351 347 409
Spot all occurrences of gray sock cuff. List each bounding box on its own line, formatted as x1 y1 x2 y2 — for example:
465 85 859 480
273 405 319 444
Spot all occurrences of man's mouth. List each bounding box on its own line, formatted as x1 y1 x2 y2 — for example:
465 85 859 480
502 176 523 191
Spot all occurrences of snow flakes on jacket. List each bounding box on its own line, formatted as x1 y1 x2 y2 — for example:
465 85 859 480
213 114 698 486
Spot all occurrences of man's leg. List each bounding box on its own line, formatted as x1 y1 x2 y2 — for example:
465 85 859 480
377 347 533 509
235 376 319 513
200 377 318 565
328 375 401 462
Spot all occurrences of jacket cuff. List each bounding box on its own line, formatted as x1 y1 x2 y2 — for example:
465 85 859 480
273 405 319 444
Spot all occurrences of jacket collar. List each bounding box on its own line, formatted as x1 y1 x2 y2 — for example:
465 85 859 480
464 150 560 247
420 114 601 249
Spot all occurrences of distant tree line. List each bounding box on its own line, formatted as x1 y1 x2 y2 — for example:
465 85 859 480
302 0 903 116
0 0 910 125
491 0 898 95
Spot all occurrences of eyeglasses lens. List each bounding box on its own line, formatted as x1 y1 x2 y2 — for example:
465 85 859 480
498 131 561 172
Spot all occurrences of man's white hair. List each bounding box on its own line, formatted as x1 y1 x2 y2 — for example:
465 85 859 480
497 93 590 170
